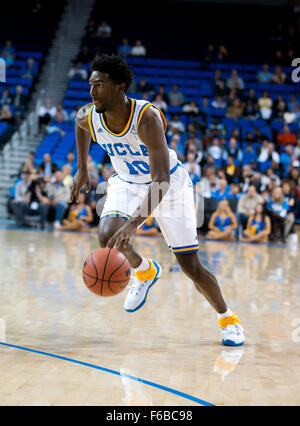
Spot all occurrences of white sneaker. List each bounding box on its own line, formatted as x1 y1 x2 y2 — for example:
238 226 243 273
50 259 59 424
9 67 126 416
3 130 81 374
54 220 61 229
124 259 162 313
218 313 245 347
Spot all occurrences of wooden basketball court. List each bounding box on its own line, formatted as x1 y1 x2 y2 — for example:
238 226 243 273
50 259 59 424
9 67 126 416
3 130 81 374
0 228 299 406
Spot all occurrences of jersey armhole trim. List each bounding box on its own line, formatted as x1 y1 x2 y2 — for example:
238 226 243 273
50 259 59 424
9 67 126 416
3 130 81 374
88 105 96 142
136 103 167 136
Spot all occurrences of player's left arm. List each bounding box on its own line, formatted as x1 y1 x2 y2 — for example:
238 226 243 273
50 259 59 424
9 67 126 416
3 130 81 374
107 107 170 249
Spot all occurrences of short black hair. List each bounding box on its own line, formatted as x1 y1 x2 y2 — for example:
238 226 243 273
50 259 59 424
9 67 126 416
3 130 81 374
91 54 133 91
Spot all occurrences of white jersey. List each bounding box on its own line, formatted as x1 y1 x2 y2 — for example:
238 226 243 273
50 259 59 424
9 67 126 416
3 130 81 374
88 98 178 184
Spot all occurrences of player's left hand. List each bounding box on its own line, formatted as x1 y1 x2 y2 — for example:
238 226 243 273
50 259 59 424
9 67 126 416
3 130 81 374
107 221 138 249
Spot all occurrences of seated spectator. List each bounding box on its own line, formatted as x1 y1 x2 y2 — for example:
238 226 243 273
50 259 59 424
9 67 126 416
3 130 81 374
22 152 37 174
273 99 288 121
68 62 88 80
118 39 131 57
46 171 71 229
206 200 237 241
76 45 93 64
294 137 300 158
236 185 263 238
207 138 223 162
277 124 297 146
85 19 97 36
226 98 244 120
21 177 50 229
38 153 58 176
0 105 14 125
10 171 32 226
155 85 169 105
137 78 155 97
13 85 26 119
287 161 300 185
242 203 271 243
1 39 16 59
243 144 257 165
261 167 281 191
152 94 167 112
288 95 300 113
21 58 36 79
282 180 297 228
216 45 229 62
258 142 280 165
169 134 185 163
184 129 203 153
95 21 112 38
273 65 287 85
38 99 57 125
62 164 73 188
224 155 240 183
168 85 184 107
59 192 93 231
136 215 161 236
211 178 232 201
211 96 227 110
256 64 273 83
131 40 146 56
214 79 229 98
223 137 243 164
55 104 68 122
201 44 215 69
198 96 210 117
182 101 199 115
258 91 273 120
0 50 14 68
266 186 294 242
0 87 12 106
207 117 225 138
183 152 201 181
87 154 99 180
169 114 185 133
65 151 75 174
226 70 245 91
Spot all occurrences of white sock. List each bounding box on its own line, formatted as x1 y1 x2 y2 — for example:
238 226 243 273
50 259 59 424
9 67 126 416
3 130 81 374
217 308 233 319
134 257 150 272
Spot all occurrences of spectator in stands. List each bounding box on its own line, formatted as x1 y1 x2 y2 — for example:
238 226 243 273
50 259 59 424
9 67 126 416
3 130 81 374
274 49 285 66
22 152 37 174
236 185 263 238
38 153 58 176
294 138 300 159
273 65 286 85
22 177 50 230
87 154 99 180
211 96 227 110
11 171 32 226
214 79 229 98
273 98 288 121
226 70 245 91
224 155 240 184
68 62 88 80
258 141 280 165
223 137 243 164
261 167 281 191
1 40 16 59
258 91 273 120
137 78 155 97
277 124 297 146
0 105 14 125
216 45 229 62
241 203 271 243
0 87 13 106
55 104 68 122
170 134 185 163
183 152 201 181
207 138 223 162
85 19 97 36
282 179 297 223
211 178 232 201
0 50 14 68
38 99 56 125
152 94 167 112
266 186 294 242
59 192 93 231
118 39 132 57
287 160 300 185
13 85 26 119
65 151 75 174
46 171 71 229
226 98 244 120
182 101 199 115
131 40 146 57
207 117 225 138
62 164 73 189
201 44 215 69
21 58 36 79
169 114 185 133
288 95 299 113
76 46 93 64
155 85 169 105
95 21 112 38
207 200 237 241
199 96 210 117
256 64 274 83
168 85 184 107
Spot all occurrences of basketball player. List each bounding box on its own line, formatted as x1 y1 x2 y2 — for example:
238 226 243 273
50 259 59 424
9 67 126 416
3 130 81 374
70 55 245 346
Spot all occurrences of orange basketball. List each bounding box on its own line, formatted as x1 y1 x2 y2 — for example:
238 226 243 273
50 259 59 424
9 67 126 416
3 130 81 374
82 248 131 297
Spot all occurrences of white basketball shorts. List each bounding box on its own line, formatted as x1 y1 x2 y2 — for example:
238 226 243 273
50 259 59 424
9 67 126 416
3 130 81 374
100 163 199 254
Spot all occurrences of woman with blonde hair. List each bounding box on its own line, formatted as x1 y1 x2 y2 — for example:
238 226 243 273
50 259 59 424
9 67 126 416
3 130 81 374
207 199 237 241
242 203 271 243
266 186 293 242
58 192 93 232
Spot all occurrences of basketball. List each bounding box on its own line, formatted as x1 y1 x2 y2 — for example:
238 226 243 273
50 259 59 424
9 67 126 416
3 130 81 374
82 248 131 297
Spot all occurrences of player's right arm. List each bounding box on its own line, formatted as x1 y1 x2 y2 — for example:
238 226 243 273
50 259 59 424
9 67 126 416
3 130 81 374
69 103 93 203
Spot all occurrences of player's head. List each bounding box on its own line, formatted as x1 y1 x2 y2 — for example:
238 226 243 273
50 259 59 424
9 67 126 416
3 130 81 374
89 54 133 113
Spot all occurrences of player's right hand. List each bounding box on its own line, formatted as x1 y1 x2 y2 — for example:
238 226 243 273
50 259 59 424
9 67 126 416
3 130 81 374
69 168 91 203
